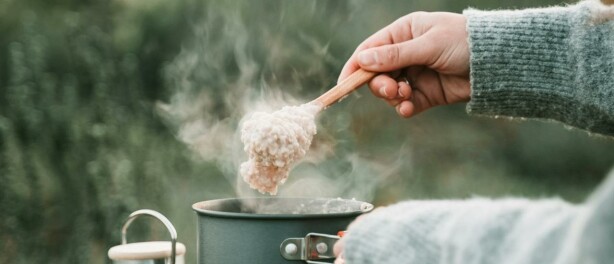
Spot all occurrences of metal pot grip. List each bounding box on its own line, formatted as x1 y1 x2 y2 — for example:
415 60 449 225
121 209 178 264
280 233 340 264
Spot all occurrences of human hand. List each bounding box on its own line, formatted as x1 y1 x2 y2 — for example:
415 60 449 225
332 220 357 264
338 12 471 118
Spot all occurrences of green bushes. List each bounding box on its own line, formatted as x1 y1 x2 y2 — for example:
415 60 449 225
0 2 203 263
0 0 611 263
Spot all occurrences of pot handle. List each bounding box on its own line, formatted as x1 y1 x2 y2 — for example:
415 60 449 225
280 232 341 263
121 209 178 264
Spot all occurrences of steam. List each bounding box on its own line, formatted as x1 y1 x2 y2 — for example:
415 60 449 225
159 1 402 202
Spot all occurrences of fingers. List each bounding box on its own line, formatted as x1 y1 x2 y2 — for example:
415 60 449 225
338 16 414 82
403 89 432 117
334 232 346 264
369 74 397 99
333 207 389 263
338 59 361 84
369 74 413 99
357 36 437 72
383 80 434 118
339 37 431 83
333 238 343 256
367 73 420 118
396 100 415 118
397 80 412 100
334 252 345 264
388 78 440 118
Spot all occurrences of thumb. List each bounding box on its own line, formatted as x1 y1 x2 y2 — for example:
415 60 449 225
357 36 436 72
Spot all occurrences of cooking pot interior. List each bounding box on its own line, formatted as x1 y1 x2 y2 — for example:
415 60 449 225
193 197 373 217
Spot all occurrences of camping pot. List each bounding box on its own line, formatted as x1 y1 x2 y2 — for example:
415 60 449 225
108 209 186 264
192 197 373 264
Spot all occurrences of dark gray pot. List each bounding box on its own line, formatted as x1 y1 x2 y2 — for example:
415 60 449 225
193 197 373 264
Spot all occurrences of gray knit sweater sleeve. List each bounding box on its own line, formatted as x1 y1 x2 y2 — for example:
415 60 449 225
343 171 614 264
465 0 614 135
342 2 614 264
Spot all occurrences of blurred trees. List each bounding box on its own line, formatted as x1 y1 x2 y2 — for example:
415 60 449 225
0 0 208 263
0 0 612 263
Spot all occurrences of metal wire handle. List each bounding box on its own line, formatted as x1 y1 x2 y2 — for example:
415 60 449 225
121 209 177 264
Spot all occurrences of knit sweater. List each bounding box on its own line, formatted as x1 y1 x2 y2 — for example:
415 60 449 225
343 1 614 264
344 173 614 264
466 0 614 135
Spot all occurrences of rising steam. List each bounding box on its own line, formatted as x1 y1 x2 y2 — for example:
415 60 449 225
158 1 401 202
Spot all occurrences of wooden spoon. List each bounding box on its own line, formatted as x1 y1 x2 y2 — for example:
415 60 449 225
312 69 377 108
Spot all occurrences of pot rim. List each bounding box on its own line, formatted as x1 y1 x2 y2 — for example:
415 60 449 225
192 197 373 219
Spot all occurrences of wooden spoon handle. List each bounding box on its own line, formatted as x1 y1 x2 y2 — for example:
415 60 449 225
312 69 377 108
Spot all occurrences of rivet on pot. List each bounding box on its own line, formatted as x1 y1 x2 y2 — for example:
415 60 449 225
285 243 298 255
316 242 328 254
360 202 374 212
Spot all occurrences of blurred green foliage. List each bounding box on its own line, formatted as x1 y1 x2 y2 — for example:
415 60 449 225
0 0 613 263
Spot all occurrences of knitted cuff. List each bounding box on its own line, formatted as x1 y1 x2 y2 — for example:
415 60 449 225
464 2 614 135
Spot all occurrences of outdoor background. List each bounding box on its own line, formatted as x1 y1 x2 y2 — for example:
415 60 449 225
1 0 613 263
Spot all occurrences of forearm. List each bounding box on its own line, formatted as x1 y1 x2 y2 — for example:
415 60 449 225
465 0 614 136
343 198 578 264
